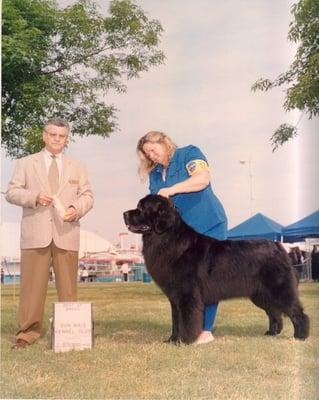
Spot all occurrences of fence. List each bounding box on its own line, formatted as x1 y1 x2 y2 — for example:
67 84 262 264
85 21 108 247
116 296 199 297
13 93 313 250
78 264 152 283
291 258 312 281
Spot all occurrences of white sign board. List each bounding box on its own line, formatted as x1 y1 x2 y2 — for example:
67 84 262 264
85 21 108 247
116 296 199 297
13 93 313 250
52 302 93 353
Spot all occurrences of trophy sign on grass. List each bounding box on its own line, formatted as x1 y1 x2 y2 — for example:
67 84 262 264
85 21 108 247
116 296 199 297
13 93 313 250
51 302 93 353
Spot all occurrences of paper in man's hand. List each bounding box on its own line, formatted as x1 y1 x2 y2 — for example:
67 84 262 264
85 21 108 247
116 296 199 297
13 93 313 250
52 195 66 219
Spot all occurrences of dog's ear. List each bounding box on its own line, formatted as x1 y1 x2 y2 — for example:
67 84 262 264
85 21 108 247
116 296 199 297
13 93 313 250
154 206 175 234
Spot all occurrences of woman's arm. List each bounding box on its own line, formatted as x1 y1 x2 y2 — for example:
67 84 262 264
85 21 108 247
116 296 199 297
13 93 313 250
158 169 210 198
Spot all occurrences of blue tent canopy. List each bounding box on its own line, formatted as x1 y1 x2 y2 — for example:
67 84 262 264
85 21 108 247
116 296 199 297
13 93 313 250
228 212 283 241
282 210 319 243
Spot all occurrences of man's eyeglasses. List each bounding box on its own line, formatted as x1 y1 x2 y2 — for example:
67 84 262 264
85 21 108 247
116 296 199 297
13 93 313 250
44 131 68 140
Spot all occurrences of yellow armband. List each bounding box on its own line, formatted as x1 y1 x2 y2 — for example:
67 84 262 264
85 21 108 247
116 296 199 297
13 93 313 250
186 159 209 175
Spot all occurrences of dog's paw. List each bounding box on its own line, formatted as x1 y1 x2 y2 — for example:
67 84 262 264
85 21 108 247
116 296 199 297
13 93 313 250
264 330 277 336
164 336 181 345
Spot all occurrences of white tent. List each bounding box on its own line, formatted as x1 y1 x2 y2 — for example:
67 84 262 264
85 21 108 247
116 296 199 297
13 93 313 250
1 222 20 261
79 230 118 257
0 222 117 260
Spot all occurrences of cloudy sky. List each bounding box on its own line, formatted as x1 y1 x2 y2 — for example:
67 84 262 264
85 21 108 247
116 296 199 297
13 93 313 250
1 0 318 246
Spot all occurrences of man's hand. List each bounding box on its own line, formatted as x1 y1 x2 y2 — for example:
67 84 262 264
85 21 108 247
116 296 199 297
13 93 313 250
36 192 53 207
64 206 78 222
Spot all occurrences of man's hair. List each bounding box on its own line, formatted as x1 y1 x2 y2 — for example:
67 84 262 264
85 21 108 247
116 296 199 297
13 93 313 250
44 118 70 131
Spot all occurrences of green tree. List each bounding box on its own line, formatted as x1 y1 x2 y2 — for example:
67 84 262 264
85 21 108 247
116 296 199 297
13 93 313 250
2 0 164 157
252 0 319 151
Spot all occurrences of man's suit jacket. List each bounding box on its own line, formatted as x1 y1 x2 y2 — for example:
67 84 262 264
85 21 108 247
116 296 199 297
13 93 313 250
6 150 94 251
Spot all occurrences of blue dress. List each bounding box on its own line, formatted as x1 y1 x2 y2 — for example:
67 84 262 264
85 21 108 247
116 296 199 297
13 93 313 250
149 145 227 332
149 145 227 239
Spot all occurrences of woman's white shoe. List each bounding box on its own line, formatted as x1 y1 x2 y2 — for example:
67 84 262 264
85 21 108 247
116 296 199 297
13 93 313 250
193 331 215 345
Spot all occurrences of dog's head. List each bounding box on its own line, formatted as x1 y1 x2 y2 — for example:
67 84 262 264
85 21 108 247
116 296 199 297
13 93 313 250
123 194 177 235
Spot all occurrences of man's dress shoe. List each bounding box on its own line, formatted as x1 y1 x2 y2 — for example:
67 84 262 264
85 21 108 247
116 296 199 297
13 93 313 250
11 338 29 350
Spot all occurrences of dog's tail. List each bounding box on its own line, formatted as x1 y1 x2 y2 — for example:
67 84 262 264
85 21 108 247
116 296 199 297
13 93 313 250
290 304 310 340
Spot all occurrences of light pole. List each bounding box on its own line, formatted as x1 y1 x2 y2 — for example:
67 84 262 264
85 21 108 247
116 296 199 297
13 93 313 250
119 232 128 250
239 158 253 216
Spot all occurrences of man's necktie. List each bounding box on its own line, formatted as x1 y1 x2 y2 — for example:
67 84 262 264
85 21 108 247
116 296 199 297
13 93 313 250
48 155 59 194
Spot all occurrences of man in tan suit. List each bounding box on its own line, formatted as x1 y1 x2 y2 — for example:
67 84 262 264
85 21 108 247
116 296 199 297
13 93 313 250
6 118 94 349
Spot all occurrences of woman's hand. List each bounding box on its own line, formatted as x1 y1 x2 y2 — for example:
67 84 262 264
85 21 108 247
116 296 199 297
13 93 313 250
157 170 210 198
158 187 174 198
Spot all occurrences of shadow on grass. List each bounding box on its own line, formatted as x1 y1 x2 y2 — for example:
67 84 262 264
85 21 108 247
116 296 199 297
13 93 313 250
94 318 292 344
94 318 172 344
218 323 287 339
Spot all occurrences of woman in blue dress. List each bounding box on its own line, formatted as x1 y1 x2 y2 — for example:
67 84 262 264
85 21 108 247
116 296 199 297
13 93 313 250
137 131 228 344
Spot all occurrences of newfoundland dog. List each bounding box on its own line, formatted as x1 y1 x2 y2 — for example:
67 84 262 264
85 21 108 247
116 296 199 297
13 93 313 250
123 195 310 344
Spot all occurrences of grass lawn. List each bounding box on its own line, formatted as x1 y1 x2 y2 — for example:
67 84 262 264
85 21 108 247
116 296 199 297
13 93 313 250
1 282 319 400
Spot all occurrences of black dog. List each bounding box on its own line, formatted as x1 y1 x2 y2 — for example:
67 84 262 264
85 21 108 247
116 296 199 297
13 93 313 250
123 195 310 344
